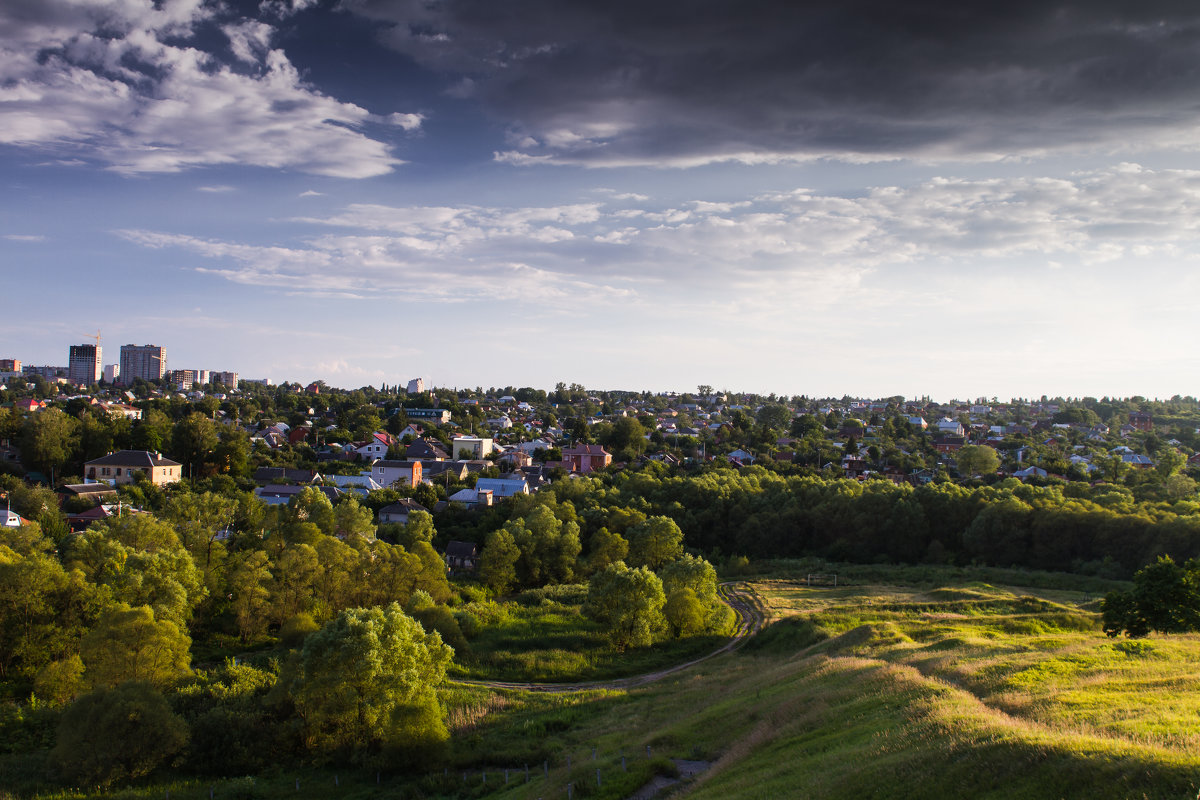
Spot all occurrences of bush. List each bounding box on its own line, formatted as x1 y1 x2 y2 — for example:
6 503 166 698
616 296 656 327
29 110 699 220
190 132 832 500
279 613 320 648
52 683 189 788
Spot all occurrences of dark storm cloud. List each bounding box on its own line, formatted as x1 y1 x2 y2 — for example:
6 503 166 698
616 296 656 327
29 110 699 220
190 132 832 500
343 0 1200 164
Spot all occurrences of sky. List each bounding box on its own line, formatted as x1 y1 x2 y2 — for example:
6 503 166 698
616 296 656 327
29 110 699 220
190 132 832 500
3 0 1200 401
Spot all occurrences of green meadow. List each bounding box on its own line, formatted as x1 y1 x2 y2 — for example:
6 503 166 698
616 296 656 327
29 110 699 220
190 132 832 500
16 567 1200 799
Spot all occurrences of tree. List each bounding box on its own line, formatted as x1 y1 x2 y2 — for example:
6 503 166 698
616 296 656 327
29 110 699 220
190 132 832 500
1155 448 1187 481
956 445 1000 477
1103 556 1200 638
660 554 734 635
397 509 435 549
790 414 820 438
81 604 191 689
52 682 189 788
333 496 376 540
171 412 219 478
626 516 684 570
286 603 453 760
478 528 519 594
162 490 237 570
587 526 629 571
663 588 706 636
755 403 792 432
228 550 274 642
583 562 666 649
18 407 79 482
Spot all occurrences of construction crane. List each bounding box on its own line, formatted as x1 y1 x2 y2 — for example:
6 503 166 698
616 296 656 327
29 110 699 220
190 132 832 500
81 330 101 347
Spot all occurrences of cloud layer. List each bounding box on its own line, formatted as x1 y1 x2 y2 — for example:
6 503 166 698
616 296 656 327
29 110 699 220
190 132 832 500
0 0 413 176
345 0 1200 166
119 164 1200 309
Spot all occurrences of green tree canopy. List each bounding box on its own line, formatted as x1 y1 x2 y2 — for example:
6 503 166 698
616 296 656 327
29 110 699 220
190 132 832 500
285 603 453 760
1103 555 1200 638
478 528 519 594
52 682 189 788
81 604 191 689
626 515 685 570
583 562 666 649
956 444 1000 477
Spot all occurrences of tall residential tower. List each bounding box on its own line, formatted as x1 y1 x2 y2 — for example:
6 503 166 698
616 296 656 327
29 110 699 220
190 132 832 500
68 344 102 385
119 344 167 386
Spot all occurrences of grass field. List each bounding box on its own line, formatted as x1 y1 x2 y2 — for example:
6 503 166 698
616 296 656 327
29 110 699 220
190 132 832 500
440 571 1200 799
15 568 1200 799
447 593 728 683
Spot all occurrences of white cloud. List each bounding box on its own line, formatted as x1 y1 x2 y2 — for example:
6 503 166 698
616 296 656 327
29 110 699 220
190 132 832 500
387 112 424 131
197 185 235 192
0 0 412 178
118 164 1200 317
3 234 46 242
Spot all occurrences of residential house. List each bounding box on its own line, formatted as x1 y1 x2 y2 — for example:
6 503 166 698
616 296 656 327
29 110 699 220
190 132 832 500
0 508 28 527
66 503 141 532
378 499 428 525
937 419 965 436
396 424 425 440
255 484 342 506
327 473 384 496
727 448 756 464
474 477 529 498
447 488 494 509
406 408 451 424
372 460 423 488
406 439 449 461
443 540 479 572
562 443 613 474
253 467 322 485
58 483 118 504
354 431 394 462
452 436 495 460
933 435 966 453
1013 466 1049 480
1129 412 1153 432
421 461 469 484
1122 454 1154 469
499 449 533 469
85 450 182 486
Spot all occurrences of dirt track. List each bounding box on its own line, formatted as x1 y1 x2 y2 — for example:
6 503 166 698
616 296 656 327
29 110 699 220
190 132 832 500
453 581 765 694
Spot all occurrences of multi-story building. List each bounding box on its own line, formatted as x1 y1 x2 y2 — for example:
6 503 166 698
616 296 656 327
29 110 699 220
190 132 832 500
23 365 67 380
103 364 120 384
0 359 21 372
119 344 167 386
213 371 239 389
407 377 425 394
68 344 102 385
168 369 194 390
407 408 451 424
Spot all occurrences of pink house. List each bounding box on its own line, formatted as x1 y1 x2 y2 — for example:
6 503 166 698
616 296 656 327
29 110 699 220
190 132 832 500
562 443 612 474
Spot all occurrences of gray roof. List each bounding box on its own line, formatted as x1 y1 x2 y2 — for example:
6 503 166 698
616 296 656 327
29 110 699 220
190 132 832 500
86 450 181 468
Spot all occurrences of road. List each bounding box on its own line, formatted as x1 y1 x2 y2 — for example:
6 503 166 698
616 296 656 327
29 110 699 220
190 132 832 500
452 581 766 694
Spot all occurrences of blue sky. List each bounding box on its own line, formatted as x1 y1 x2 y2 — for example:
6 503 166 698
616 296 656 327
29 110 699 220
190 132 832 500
3 0 1200 399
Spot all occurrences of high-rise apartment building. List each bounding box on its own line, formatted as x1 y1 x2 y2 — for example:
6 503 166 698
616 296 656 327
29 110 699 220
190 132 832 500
0 359 21 373
119 344 167 386
213 371 239 389
104 364 120 384
68 344 102 385
407 377 425 394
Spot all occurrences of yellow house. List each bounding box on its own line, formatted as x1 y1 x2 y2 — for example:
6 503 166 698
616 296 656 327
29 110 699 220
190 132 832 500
85 450 182 486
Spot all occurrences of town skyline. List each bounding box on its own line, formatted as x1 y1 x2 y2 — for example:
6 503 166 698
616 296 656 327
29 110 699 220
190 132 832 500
4 2 1200 399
